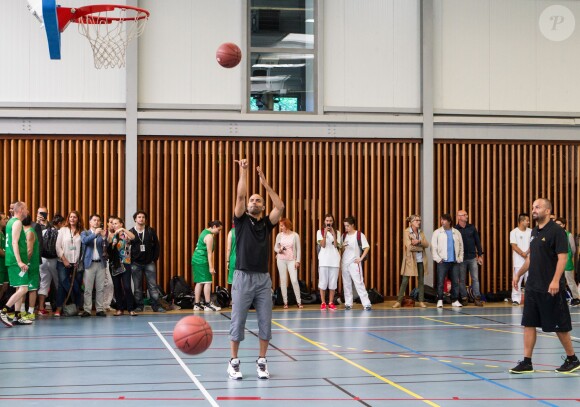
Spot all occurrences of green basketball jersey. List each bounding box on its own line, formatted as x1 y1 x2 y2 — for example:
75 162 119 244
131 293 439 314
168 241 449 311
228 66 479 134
5 218 28 267
25 227 40 271
565 230 574 271
228 228 236 273
0 230 6 272
191 229 213 265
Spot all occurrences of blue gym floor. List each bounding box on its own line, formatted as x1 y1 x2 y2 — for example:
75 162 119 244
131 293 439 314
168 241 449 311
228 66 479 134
1 303 579 406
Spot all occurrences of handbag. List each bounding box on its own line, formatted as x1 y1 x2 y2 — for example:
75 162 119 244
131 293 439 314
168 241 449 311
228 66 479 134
62 264 80 317
111 265 126 276
402 296 416 307
63 302 78 317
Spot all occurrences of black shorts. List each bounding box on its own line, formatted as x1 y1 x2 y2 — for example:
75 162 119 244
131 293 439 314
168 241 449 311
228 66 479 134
521 289 572 332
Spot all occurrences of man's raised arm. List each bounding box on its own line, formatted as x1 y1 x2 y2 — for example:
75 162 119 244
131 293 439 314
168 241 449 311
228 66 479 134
234 159 249 218
257 166 285 225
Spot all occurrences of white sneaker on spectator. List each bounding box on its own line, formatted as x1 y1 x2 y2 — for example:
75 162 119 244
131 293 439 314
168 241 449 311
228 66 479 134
451 301 463 307
0 308 13 328
204 302 221 311
227 358 242 380
437 300 443 308
256 357 270 379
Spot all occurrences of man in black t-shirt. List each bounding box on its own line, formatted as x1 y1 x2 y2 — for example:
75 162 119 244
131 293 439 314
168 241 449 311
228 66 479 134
227 159 284 381
129 211 164 313
510 198 579 374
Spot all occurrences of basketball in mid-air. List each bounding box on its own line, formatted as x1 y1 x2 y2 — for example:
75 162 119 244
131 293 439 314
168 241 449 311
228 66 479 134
216 42 242 68
173 316 213 355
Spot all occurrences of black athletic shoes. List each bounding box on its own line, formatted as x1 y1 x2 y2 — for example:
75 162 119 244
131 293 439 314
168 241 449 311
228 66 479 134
556 356 580 373
509 360 534 374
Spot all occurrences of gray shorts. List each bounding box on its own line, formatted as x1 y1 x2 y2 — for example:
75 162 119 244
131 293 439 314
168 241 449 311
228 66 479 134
229 270 273 342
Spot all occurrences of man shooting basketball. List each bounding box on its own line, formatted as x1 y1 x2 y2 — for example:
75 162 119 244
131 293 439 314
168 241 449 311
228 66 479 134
227 159 284 380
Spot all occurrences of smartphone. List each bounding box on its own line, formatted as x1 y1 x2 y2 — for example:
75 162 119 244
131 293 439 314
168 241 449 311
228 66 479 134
39 211 48 219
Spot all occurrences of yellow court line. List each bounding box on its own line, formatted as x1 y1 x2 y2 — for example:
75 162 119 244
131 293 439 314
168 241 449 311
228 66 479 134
420 316 556 339
272 320 441 407
271 310 580 322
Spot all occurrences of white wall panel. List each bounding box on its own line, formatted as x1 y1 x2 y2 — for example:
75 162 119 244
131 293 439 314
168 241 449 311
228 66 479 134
324 0 420 110
0 1 126 104
435 0 580 112
434 0 490 110
139 0 243 106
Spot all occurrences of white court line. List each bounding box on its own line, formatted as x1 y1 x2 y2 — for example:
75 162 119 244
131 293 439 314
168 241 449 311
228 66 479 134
148 322 219 407
154 319 232 325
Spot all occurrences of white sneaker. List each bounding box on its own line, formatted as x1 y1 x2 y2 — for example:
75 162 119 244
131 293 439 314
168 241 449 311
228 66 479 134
227 358 243 380
0 308 13 328
193 303 203 311
256 357 270 379
451 301 463 307
204 302 221 311
437 300 443 308
14 314 33 325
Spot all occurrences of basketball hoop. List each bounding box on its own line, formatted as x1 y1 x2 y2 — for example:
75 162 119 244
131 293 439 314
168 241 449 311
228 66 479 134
56 4 149 69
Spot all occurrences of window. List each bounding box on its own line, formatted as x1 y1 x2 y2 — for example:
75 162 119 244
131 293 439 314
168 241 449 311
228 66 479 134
249 0 315 113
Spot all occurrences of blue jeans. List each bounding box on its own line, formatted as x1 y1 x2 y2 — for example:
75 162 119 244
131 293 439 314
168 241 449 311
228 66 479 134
131 262 161 310
455 258 481 299
436 262 459 301
56 261 84 309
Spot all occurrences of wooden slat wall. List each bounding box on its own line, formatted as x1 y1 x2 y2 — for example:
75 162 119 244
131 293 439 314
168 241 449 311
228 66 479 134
0 136 125 225
434 141 579 294
8 136 576 299
138 137 422 296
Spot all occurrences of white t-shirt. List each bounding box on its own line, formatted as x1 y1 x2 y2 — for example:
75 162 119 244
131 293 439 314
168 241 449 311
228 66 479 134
509 227 532 268
317 229 341 268
341 231 370 265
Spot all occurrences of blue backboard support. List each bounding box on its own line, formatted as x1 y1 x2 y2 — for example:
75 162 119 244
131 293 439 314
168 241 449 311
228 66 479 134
42 0 61 59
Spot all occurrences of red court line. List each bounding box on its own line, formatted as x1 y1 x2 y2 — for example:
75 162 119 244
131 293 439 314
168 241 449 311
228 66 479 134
2 397 579 402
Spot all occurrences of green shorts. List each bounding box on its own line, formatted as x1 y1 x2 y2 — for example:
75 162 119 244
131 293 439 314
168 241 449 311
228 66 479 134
8 265 30 287
228 265 235 285
0 266 8 284
192 262 212 284
27 266 40 291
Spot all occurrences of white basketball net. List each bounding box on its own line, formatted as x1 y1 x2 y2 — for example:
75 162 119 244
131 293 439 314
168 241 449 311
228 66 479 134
76 7 148 69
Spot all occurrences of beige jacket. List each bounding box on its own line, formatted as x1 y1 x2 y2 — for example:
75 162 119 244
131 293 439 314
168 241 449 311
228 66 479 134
400 228 430 277
431 227 464 263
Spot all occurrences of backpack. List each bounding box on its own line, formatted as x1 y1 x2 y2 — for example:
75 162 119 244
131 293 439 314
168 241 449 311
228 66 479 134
423 285 437 303
274 280 318 306
366 288 384 304
169 276 194 300
214 286 231 308
342 230 368 262
42 227 59 259
174 295 195 309
466 286 475 303
410 287 419 301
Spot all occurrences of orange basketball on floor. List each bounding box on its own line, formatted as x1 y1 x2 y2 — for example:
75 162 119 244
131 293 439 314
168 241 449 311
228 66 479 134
216 42 242 68
173 316 213 355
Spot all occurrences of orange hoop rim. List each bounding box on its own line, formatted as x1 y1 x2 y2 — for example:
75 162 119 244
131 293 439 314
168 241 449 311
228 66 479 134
57 4 149 32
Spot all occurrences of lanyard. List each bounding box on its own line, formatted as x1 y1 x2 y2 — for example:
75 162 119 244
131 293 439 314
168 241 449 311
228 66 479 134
136 228 145 244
